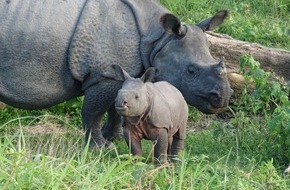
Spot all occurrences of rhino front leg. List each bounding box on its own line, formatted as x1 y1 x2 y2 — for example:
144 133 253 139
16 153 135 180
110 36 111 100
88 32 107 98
167 136 173 155
82 80 121 148
154 129 169 164
102 104 123 141
123 127 143 156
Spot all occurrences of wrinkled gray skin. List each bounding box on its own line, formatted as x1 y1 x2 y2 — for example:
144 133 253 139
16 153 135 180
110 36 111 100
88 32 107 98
112 65 188 164
0 0 232 148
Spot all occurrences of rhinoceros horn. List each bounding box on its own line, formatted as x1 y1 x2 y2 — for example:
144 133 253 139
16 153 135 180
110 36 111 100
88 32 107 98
216 57 227 76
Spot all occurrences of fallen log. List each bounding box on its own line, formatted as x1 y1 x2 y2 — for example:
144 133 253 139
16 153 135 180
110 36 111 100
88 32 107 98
207 32 290 82
0 101 6 109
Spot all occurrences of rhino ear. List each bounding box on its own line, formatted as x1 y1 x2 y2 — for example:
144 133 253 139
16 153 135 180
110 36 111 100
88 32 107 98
110 64 132 81
160 14 186 37
141 67 156 83
196 10 229 31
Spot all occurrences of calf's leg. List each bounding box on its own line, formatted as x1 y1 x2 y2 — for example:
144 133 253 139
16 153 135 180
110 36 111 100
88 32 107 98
123 127 143 156
170 133 185 159
154 129 169 164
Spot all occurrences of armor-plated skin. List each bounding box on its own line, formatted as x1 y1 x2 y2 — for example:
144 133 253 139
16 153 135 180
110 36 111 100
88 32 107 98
0 0 232 148
112 65 188 164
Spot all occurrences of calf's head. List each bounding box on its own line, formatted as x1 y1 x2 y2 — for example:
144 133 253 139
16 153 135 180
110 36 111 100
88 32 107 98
111 65 155 117
153 10 233 114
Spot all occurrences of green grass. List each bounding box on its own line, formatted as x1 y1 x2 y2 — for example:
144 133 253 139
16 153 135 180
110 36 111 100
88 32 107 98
1 115 289 189
161 0 290 50
1 0 290 189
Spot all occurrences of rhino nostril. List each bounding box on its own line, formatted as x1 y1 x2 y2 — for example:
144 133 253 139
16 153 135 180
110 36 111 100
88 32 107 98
122 100 128 107
209 93 221 107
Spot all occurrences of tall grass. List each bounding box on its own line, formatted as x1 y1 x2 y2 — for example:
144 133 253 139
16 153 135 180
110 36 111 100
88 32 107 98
1 114 290 189
1 0 290 189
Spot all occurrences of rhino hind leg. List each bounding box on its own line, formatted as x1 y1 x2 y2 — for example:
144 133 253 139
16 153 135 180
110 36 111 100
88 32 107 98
81 80 121 148
170 133 185 161
101 104 123 141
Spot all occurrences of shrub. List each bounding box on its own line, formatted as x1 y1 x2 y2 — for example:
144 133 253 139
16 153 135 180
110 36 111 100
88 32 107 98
232 54 290 162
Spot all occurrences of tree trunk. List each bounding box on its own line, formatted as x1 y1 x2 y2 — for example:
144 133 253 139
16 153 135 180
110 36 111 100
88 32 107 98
206 32 290 82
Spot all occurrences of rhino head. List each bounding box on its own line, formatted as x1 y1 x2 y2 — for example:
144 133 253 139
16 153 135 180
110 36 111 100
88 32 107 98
112 65 155 117
149 10 233 114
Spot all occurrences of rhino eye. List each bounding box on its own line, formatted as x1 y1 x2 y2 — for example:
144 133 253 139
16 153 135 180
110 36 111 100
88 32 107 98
187 65 197 74
135 95 139 100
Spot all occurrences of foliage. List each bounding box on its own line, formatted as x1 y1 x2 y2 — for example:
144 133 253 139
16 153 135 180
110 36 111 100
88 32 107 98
0 97 83 132
160 0 290 50
1 0 290 189
232 54 290 163
1 126 290 189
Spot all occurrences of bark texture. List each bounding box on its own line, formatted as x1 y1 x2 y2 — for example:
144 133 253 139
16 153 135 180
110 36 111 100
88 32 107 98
0 101 6 109
207 32 290 81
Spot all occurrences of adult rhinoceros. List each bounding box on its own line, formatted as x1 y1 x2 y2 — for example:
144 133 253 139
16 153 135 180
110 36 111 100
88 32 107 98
0 0 232 148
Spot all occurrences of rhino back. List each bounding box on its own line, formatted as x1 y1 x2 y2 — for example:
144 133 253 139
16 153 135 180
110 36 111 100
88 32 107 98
0 0 86 108
69 0 143 89
147 82 188 130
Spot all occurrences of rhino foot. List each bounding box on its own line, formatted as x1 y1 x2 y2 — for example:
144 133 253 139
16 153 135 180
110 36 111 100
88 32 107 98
102 122 123 141
102 105 123 141
87 133 115 149
88 136 116 149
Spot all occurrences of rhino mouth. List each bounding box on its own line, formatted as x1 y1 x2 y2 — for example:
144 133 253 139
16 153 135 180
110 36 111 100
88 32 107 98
197 96 228 114
207 105 228 114
115 107 128 117
115 106 128 112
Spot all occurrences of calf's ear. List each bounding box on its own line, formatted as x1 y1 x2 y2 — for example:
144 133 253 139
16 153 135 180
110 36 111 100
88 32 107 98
160 14 186 37
112 64 132 81
141 67 156 83
196 10 229 31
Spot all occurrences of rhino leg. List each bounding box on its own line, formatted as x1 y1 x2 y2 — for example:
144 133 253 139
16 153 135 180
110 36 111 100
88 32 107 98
123 127 143 156
167 136 173 156
82 80 121 148
101 104 123 141
170 132 185 160
154 129 169 164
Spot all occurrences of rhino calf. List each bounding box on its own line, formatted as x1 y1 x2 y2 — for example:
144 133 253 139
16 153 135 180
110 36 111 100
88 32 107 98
110 65 188 164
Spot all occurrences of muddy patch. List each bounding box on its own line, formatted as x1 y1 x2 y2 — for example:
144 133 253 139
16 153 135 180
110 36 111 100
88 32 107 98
24 123 77 136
